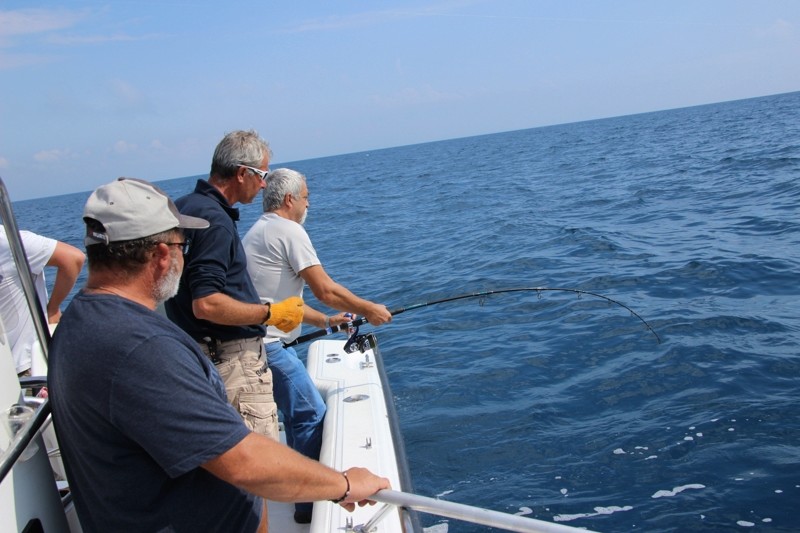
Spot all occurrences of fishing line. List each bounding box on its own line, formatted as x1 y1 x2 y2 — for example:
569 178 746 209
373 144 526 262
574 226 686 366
283 287 662 348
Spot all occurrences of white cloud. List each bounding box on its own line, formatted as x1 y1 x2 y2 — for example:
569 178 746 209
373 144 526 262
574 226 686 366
0 7 159 72
0 156 8 168
113 140 138 154
281 11 413 33
102 79 156 115
0 8 86 38
0 52 51 69
0 8 87 71
755 19 794 40
110 79 145 106
33 148 75 162
45 33 163 46
278 0 481 33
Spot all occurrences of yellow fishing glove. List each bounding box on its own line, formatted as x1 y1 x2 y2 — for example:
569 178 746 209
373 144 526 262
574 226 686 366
265 296 304 332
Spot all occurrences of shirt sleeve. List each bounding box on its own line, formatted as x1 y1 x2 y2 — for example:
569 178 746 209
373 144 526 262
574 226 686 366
183 224 235 300
284 223 320 274
20 231 57 274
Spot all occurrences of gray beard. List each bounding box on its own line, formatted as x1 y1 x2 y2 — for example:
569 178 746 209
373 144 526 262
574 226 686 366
153 256 181 304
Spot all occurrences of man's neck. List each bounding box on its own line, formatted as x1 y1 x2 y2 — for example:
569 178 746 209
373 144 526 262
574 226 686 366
270 207 294 222
209 176 239 206
85 272 156 310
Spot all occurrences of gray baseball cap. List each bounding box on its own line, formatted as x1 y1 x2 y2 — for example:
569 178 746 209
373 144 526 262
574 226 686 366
83 178 209 246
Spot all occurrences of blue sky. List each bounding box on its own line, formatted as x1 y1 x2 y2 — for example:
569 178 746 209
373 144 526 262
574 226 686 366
1 1 798 200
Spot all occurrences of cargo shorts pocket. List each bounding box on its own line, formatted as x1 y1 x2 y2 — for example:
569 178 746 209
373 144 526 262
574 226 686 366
237 390 279 442
242 357 273 387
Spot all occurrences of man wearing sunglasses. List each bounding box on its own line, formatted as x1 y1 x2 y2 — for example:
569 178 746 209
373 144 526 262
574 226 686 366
165 130 302 450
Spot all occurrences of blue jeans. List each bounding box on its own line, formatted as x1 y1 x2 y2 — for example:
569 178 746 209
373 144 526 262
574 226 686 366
265 342 326 514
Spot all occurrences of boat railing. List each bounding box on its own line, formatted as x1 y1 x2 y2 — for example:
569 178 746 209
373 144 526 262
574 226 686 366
371 341 424 532
0 396 52 483
0 176 75 533
0 177 55 488
0 178 53 369
373 489 599 533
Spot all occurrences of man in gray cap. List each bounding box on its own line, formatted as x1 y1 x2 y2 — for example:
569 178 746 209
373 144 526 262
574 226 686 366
48 178 389 533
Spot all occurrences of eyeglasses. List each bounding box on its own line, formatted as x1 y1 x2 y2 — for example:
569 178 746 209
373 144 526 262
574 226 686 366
238 164 269 182
162 240 191 255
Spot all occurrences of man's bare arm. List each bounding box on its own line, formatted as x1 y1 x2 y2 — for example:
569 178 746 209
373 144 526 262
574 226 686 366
202 432 390 510
300 265 391 326
46 241 85 323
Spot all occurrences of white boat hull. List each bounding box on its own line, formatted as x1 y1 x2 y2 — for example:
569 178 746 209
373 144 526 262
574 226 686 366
268 338 417 532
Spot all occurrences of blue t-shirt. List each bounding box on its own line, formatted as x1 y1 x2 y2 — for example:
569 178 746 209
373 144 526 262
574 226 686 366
48 291 261 532
165 179 265 341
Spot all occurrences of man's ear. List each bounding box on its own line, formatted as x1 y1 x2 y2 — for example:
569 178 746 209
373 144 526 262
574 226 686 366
235 165 248 184
152 242 173 272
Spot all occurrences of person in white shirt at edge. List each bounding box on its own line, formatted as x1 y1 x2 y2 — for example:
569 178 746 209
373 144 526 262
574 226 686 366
242 167 392 524
0 229 85 377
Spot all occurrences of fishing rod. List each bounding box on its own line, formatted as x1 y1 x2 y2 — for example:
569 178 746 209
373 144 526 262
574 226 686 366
283 287 661 348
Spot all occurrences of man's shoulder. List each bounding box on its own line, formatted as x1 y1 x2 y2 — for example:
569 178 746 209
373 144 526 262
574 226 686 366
19 230 56 251
265 213 309 236
54 295 194 359
242 215 265 242
177 193 231 230
176 189 217 211
246 215 312 253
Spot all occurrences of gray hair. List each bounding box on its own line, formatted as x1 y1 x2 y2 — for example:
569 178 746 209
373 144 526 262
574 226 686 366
85 218 178 273
210 130 272 180
262 168 306 213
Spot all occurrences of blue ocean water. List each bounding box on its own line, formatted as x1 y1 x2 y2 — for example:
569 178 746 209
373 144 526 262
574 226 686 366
11 91 800 532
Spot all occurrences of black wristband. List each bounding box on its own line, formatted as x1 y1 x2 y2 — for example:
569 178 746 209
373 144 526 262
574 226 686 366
330 471 350 503
263 303 271 323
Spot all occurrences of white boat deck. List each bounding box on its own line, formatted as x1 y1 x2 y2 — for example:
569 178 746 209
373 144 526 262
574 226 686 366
269 338 409 532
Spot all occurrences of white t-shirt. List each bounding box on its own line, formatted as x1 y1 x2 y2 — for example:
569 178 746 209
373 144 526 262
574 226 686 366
0 229 56 373
242 213 320 343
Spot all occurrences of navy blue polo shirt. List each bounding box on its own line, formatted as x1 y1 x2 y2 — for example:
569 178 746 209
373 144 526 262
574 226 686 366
165 179 266 341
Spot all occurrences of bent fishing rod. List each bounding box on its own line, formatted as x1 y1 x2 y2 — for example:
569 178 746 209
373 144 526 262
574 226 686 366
283 287 661 348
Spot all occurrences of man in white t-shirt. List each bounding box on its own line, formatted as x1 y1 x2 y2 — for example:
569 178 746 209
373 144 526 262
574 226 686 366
242 168 391 524
0 228 85 376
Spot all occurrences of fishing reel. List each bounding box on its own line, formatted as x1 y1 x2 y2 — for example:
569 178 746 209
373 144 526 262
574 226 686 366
343 322 377 354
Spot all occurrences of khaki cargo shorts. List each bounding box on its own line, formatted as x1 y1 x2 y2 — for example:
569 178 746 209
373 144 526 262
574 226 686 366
199 336 279 441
